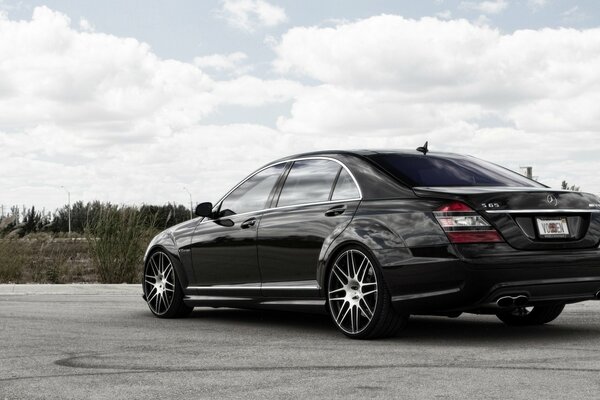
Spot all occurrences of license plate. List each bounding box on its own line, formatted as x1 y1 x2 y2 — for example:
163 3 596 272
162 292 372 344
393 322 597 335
536 218 569 238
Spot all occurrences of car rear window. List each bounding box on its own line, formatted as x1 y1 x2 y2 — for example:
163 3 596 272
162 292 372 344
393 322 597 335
368 154 544 188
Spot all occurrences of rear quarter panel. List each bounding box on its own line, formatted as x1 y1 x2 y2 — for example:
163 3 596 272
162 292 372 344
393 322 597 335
318 199 460 297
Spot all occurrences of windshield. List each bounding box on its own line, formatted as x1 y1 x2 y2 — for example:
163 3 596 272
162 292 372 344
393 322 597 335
368 153 545 188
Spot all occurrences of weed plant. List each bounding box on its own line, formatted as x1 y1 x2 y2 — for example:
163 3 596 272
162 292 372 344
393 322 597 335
86 206 157 283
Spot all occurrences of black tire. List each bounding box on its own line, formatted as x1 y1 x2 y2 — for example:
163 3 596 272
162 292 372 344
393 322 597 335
326 246 408 339
143 250 193 318
496 303 565 326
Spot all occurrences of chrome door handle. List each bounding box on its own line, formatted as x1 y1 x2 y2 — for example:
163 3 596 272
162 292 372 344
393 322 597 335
240 217 257 229
324 205 346 217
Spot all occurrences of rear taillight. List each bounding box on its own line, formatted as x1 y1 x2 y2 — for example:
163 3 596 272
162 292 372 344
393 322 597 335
433 201 503 244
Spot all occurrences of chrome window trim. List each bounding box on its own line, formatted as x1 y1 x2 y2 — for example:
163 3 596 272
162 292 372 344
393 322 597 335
201 156 363 224
199 198 361 224
485 209 600 214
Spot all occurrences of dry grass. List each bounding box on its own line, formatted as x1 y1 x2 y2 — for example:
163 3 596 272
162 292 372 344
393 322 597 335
0 234 95 283
0 205 161 284
86 206 157 284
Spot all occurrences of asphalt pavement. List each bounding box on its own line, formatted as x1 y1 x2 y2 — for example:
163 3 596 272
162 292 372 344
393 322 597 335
1 284 600 399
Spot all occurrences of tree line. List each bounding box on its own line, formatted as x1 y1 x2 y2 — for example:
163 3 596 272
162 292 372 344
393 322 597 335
0 180 583 238
0 201 192 238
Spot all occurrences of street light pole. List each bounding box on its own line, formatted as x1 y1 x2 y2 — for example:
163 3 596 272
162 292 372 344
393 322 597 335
183 187 193 219
61 186 71 236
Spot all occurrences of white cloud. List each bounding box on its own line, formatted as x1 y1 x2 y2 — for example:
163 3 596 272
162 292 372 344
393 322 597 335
3 7 600 211
193 51 248 71
78 18 94 32
460 0 508 15
272 15 600 192
0 6 299 133
274 16 600 121
219 0 287 32
0 7 301 208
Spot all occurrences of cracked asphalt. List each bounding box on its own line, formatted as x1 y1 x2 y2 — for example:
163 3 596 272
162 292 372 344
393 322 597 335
1 284 600 399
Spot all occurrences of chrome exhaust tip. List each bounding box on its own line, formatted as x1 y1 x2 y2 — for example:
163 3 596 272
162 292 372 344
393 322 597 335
496 295 529 308
513 295 529 307
496 296 515 308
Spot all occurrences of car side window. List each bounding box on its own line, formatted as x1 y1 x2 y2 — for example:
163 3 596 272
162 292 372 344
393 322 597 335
277 160 340 207
219 164 285 217
331 168 360 200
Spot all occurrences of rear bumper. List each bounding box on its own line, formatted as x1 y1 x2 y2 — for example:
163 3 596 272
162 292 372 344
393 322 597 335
383 245 600 313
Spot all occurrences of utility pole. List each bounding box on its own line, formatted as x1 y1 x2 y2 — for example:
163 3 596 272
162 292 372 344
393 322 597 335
61 186 71 236
183 187 193 219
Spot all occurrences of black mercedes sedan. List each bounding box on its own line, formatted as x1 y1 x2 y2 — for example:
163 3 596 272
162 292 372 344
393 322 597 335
142 149 600 339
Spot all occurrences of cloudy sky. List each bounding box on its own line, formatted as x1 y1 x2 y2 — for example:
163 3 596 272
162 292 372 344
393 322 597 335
1 0 599 212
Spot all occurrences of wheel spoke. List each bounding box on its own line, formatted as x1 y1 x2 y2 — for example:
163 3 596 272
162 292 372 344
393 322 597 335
362 289 377 296
359 297 374 318
147 286 158 302
338 302 352 326
335 263 350 279
163 264 173 279
332 265 347 285
356 258 368 281
164 280 175 288
160 293 167 312
148 289 158 303
149 258 159 276
157 294 162 312
335 301 348 324
329 287 345 295
154 292 160 311
346 252 353 278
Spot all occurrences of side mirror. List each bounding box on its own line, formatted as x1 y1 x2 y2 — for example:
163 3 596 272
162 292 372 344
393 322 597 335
195 202 213 218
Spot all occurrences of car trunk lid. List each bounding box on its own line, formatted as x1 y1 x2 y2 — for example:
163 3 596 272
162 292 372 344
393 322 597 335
414 186 600 250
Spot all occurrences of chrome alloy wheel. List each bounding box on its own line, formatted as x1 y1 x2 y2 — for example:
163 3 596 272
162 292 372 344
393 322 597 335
144 252 175 315
328 249 378 335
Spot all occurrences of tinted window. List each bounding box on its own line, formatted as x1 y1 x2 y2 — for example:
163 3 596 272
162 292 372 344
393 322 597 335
277 160 340 207
219 164 284 216
369 154 544 188
332 168 360 200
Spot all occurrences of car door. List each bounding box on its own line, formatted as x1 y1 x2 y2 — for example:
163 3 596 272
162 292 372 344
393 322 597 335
257 159 361 297
189 163 286 297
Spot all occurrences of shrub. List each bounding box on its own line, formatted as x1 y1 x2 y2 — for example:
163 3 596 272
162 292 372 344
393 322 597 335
86 206 157 283
0 240 25 282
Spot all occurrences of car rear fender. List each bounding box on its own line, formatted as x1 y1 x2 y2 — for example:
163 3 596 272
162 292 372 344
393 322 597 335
317 218 412 290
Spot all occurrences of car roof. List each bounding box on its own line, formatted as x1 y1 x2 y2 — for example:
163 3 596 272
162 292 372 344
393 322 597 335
273 149 467 163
